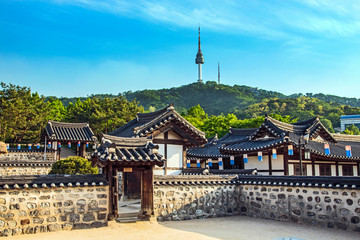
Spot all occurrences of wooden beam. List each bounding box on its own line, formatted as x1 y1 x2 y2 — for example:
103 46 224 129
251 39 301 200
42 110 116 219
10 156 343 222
311 158 315 176
268 151 272 175
283 146 288 175
335 161 339 176
164 132 168 175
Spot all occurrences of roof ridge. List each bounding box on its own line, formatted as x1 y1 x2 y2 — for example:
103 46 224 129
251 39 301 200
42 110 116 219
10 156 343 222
137 105 173 121
48 121 89 127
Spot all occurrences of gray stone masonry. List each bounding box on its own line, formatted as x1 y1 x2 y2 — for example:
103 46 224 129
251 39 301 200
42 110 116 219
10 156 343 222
0 185 109 237
0 150 56 176
154 175 360 233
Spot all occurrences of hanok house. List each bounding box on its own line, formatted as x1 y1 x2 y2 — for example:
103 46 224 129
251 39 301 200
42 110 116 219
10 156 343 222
106 104 207 175
188 116 360 176
42 121 97 160
186 129 258 174
91 134 165 219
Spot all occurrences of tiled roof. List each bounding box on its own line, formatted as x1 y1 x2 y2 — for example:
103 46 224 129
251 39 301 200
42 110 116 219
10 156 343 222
93 134 165 166
44 121 96 142
217 117 360 161
108 104 207 146
220 137 290 154
0 174 107 189
250 116 335 143
187 128 257 158
154 175 360 189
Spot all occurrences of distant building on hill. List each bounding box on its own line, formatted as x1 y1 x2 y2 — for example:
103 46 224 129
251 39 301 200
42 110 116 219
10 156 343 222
340 115 360 131
195 27 204 83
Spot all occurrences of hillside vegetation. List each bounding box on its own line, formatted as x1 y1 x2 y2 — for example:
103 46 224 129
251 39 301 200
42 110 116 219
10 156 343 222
51 81 360 130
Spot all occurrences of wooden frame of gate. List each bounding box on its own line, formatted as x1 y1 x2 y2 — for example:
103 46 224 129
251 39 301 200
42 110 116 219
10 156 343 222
99 161 156 220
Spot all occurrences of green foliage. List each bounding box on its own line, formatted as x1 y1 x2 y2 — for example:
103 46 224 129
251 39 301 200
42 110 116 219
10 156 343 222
0 82 50 143
342 124 360 135
65 97 143 137
183 105 297 138
1 82 143 143
49 156 99 174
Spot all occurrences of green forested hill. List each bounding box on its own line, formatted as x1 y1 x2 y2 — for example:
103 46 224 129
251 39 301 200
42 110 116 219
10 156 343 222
123 81 285 115
51 81 360 129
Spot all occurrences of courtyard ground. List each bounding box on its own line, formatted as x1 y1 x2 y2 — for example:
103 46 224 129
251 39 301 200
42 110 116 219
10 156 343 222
10 216 359 240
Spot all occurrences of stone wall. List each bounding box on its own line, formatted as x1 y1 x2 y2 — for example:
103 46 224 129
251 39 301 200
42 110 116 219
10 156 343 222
238 184 360 232
0 150 56 176
154 175 239 221
0 164 52 176
0 149 56 162
0 174 108 237
153 175 360 233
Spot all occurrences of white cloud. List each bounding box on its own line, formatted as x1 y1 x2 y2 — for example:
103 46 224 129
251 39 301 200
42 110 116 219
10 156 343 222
49 0 360 40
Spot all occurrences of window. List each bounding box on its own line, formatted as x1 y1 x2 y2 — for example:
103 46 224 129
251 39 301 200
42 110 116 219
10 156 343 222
319 164 331 176
294 164 307 176
342 165 354 176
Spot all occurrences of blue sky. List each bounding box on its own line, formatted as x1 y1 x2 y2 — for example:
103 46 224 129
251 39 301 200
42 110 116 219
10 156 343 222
1 0 360 98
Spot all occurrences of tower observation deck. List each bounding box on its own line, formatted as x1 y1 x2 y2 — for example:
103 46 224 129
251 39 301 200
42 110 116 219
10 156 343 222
195 27 204 83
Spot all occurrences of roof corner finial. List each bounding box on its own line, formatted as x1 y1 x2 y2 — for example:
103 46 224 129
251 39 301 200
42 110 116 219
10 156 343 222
168 103 175 110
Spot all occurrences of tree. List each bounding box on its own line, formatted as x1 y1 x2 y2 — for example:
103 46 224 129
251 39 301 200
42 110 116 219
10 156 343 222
49 156 99 174
0 82 50 143
342 124 360 135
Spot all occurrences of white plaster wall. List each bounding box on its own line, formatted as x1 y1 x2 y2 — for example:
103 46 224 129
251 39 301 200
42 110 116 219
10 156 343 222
315 165 320 176
339 165 343 176
353 166 358 176
154 169 165 175
306 165 313 176
157 144 165 156
167 144 183 168
166 170 182 175
272 154 284 169
156 133 165 139
331 165 337 176
245 155 268 170
168 131 182 140
288 164 294 175
272 172 284 176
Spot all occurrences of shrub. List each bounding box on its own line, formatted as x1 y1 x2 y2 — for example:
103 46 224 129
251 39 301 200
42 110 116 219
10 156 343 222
49 156 99 174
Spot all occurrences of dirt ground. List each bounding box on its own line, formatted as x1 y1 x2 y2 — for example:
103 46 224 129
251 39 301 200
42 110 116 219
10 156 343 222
10 216 359 240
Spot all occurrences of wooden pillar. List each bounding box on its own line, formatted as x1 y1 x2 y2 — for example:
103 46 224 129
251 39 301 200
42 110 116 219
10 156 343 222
358 162 360 176
283 146 289 175
106 164 115 220
311 158 315 176
80 143 86 158
164 132 168 175
182 145 187 169
141 167 154 217
335 161 339 176
113 169 119 217
268 151 272 175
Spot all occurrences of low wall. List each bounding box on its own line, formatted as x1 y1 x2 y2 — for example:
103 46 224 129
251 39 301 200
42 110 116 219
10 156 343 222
0 174 109 237
0 149 56 162
154 175 360 233
0 149 56 176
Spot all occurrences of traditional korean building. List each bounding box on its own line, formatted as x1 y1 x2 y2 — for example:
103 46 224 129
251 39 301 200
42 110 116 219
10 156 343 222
187 129 257 172
42 121 97 159
187 116 360 176
106 104 207 175
92 134 165 219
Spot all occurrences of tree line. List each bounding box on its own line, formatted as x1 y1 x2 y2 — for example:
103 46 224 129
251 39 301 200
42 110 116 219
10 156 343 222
0 83 142 143
1 82 359 143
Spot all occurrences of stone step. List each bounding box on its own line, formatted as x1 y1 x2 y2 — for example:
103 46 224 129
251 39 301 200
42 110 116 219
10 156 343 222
117 212 139 218
115 217 138 223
